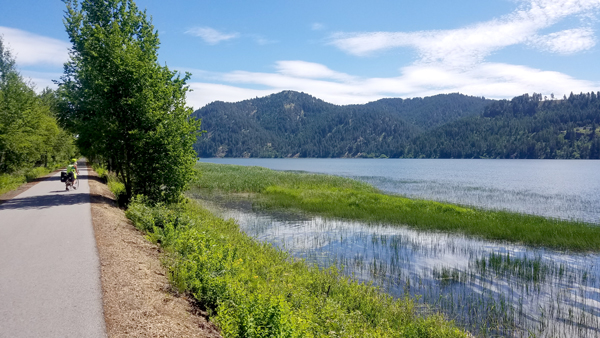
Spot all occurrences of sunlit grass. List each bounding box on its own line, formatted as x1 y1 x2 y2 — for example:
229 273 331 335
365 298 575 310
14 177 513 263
0 173 26 195
192 162 600 252
126 197 468 338
0 167 57 195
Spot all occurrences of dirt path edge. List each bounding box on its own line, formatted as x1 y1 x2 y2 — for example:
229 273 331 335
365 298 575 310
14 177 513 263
87 166 221 338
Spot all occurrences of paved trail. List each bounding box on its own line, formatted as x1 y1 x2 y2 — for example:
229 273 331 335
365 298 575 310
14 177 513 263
0 162 106 338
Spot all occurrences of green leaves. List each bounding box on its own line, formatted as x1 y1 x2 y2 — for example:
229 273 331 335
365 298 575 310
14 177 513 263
0 37 76 174
126 198 468 338
59 0 200 203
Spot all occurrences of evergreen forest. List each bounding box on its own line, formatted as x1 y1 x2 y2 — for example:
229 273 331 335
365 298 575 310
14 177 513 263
193 91 491 158
193 91 600 159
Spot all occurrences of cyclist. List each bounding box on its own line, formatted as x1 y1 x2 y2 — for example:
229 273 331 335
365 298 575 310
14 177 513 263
66 159 79 190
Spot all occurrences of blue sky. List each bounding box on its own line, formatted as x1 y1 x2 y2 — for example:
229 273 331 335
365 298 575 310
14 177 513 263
1 0 600 110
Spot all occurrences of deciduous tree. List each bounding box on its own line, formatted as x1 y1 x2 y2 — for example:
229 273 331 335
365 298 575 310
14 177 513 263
59 0 201 203
0 37 74 173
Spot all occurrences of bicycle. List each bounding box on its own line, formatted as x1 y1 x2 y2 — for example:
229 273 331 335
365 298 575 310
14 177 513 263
61 171 79 191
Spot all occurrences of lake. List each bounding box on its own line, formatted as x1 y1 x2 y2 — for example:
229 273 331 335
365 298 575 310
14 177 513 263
194 158 600 337
198 158 600 224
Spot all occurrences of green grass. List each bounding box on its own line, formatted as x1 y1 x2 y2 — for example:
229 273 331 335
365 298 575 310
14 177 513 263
92 164 128 207
0 166 60 195
192 162 600 252
0 173 26 195
126 197 467 338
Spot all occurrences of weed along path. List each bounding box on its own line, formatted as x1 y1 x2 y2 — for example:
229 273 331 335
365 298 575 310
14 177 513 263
0 161 106 338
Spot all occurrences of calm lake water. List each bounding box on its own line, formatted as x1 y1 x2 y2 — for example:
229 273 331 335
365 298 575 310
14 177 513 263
194 158 600 337
198 158 600 224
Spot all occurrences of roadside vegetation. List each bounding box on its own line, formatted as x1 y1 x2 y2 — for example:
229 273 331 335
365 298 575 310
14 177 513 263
0 167 62 195
58 0 200 205
191 162 600 251
124 196 466 338
0 37 77 195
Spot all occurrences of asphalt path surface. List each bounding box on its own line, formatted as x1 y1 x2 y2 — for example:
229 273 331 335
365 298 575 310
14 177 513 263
0 162 107 338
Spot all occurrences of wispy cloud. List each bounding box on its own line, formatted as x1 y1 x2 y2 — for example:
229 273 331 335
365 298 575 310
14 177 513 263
251 34 278 45
182 0 599 110
186 83 276 110
21 70 62 91
187 59 598 109
311 23 325 31
186 27 239 45
274 61 355 82
0 26 69 66
528 28 596 54
329 0 600 68
186 27 276 46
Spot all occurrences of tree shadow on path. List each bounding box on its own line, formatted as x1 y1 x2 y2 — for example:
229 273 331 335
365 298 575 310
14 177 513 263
0 192 90 211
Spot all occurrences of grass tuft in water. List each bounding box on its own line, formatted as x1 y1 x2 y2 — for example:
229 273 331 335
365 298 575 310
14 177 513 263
125 197 468 338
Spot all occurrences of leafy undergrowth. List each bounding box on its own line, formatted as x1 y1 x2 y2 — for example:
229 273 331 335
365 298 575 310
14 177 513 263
126 198 467 338
193 162 600 251
93 164 128 207
0 165 65 195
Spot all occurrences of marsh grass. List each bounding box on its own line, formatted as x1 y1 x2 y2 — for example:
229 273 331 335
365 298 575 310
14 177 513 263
125 198 467 338
192 163 600 251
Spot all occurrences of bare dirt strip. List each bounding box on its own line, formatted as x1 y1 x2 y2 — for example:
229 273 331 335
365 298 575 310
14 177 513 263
87 167 222 338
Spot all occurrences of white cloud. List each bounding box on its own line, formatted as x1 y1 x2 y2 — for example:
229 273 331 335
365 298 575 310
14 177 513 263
186 27 239 45
20 71 62 92
274 60 356 81
529 28 596 54
186 83 277 109
0 26 69 66
329 0 600 68
19 55 593 110
187 59 598 109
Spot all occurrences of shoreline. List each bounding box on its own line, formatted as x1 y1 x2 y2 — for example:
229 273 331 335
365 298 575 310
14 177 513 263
193 162 600 252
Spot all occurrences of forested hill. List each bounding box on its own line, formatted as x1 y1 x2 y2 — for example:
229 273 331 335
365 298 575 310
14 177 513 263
192 91 490 158
406 92 600 159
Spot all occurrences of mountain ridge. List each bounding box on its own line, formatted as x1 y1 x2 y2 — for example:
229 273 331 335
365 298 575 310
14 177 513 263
192 91 491 158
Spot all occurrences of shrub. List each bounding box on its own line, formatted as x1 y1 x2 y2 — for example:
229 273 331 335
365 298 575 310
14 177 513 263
24 167 50 182
0 173 25 195
126 198 467 338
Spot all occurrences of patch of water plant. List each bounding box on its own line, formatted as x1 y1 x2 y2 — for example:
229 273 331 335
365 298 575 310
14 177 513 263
194 198 600 338
189 162 600 336
192 162 600 251
125 197 468 338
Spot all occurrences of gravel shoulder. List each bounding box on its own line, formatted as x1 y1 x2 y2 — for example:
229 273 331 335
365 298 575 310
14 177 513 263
87 166 221 338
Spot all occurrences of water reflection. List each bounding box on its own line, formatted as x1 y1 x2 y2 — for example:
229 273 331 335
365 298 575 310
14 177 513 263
198 158 600 224
197 197 600 337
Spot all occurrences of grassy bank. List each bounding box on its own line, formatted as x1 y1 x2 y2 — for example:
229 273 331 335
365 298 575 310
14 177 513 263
125 197 466 337
0 166 64 195
191 162 600 252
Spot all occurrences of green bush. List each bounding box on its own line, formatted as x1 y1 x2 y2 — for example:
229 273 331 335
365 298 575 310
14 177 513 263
0 173 25 195
24 167 51 182
94 164 129 207
0 165 59 195
107 179 128 207
92 164 109 183
126 198 467 338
